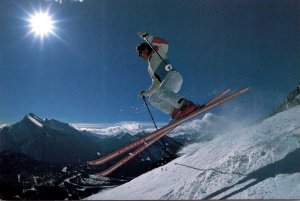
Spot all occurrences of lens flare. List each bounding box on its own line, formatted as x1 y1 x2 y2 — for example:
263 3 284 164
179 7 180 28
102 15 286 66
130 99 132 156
28 11 55 39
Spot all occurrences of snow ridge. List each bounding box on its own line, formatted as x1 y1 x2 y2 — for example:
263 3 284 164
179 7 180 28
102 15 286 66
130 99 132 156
26 114 44 128
0 124 9 129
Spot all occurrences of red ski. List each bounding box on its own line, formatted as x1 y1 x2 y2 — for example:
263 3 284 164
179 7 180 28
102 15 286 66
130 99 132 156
88 88 231 166
93 87 249 176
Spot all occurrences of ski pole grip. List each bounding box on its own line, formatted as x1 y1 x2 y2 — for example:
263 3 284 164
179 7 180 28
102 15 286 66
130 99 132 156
137 32 148 39
142 33 148 38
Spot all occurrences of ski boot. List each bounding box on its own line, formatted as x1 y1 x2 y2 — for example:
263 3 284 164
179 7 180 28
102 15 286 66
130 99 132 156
170 99 198 123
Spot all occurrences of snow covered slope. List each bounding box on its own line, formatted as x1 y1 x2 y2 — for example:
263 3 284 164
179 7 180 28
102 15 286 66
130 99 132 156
87 106 300 199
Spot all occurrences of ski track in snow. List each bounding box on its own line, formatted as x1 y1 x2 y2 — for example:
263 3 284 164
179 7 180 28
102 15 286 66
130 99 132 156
86 106 300 200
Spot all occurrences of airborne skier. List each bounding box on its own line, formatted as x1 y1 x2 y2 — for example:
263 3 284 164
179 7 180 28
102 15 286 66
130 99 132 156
87 32 250 177
136 32 198 121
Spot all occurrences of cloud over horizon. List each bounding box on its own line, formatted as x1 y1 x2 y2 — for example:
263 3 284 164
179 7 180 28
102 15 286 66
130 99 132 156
46 0 84 4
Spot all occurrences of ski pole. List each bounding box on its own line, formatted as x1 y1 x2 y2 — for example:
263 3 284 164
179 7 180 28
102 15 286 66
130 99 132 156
142 96 158 130
142 35 173 71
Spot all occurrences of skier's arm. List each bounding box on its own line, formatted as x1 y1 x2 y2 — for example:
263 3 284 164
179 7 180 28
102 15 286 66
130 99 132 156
145 34 169 57
138 32 169 57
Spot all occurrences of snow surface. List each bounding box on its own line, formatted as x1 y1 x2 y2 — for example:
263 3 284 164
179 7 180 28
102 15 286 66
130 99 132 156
87 106 300 200
0 124 9 129
26 114 44 128
62 167 68 173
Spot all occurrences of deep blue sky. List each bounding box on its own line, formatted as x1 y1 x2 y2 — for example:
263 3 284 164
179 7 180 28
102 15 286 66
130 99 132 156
0 0 299 124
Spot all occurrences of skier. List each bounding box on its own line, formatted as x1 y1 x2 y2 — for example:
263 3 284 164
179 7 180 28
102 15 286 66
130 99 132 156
136 32 198 121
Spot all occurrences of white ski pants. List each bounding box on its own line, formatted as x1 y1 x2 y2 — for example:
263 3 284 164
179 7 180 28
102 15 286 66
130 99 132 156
149 71 183 114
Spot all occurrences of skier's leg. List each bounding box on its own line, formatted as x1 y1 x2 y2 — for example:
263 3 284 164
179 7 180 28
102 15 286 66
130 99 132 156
157 71 184 108
157 71 198 119
149 93 174 114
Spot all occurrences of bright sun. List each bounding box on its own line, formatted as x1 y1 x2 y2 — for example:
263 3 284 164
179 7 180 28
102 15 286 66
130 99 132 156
28 11 55 38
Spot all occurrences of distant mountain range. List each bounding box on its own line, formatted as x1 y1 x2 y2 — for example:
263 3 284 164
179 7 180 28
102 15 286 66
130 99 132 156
0 113 182 199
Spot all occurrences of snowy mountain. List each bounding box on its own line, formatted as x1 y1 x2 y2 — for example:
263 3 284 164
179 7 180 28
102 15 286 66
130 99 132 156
0 113 180 166
0 124 9 129
0 113 181 199
270 83 300 116
73 122 145 136
0 113 108 164
87 105 300 199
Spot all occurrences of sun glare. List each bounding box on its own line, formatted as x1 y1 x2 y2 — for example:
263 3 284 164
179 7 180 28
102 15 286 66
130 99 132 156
28 11 55 39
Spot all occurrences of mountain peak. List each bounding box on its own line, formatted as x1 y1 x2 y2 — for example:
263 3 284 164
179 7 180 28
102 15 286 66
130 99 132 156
24 113 44 128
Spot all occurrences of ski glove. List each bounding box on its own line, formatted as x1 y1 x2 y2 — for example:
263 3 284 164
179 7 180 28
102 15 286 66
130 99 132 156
138 90 146 98
137 31 148 39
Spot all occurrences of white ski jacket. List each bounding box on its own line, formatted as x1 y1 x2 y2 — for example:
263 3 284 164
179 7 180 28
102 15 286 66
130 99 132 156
143 35 175 96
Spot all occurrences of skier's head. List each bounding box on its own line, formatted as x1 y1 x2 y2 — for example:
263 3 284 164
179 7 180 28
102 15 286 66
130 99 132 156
136 43 152 61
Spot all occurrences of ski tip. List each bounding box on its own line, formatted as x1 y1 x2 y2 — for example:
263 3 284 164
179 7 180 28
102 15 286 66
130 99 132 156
243 86 251 91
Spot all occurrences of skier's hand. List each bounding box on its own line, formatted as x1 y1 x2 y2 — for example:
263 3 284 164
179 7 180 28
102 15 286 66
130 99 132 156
137 31 148 39
138 90 146 98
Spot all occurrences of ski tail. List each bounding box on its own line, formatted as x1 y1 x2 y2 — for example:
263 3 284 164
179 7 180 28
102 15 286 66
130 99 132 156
87 88 231 166
93 87 250 176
